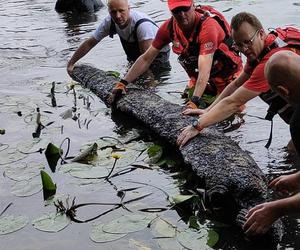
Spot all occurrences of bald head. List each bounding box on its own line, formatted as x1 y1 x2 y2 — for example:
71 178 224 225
265 50 300 104
108 0 130 28
108 0 128 9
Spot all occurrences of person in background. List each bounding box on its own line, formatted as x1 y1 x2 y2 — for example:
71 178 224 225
243 50 300 236
67 0 170 76
108 0 242 108
177 12 298 149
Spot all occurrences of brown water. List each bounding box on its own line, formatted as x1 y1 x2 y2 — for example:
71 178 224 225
1 0 300 249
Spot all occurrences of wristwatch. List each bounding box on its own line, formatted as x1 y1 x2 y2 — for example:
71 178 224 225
192 119 203 131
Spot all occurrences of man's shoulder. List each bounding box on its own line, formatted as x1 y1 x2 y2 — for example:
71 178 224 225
130 10 152 22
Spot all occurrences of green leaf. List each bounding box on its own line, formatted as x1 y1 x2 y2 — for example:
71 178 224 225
40 170 56 200
0 215 28 235
4 162 44 181
151 218 176 238
169 194 196 205
106 70 120 78
71 143 98 163
45 143 63 172
102 214 156 234
177 228 218 250
69 166 108 179
189 216 200 230
32 212 70 232
90 223 127 243
147 145 163 164
207 230 219 247
0 129 5 135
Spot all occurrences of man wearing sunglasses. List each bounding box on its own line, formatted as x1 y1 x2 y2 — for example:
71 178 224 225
108 0 242 107
177 12 299 150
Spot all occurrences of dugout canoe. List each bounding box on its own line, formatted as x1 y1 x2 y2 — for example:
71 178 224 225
71 64 281 238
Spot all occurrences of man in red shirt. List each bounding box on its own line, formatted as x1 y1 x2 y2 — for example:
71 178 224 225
177 12 299 148
109 0 242 108
242 50 300 236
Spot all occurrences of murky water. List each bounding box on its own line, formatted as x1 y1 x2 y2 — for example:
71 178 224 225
1 0 300 249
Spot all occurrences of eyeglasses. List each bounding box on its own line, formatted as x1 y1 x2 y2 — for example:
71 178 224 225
234 29 260 50
171 5 192 15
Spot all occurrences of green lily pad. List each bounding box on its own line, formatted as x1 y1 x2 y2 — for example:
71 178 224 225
152 218 176 238
17 138 49 154
45 143 63 172
90 223 127 243
69 166 108 179
102 214 155 234
32 212 70 232
4 162 44 181
58 162 92 173
169 194 197 205
147 145 163 163
177 228 219 250
0 215 28 235
71 143 98 163
11 178 42 197
0 147 27 165
40 170 56 200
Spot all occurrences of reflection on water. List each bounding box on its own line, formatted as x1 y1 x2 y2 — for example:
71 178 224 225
1 0 300 249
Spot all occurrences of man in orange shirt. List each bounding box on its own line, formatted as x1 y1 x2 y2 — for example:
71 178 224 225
109 0 242 108
177 12 298 148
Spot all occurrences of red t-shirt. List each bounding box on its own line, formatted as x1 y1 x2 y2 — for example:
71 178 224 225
152 12 225 56
243 35 300 93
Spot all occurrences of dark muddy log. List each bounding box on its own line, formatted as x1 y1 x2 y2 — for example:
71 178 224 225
71 64 282 240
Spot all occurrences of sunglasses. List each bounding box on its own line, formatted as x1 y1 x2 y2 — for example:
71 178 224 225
171 5 192 15
234 29 260 50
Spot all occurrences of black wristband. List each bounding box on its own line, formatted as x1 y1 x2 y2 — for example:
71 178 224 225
191 96 206 109
120 79 129 86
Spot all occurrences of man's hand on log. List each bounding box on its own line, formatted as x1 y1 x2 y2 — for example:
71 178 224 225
182 108 207 116
107 81 127 106
243 201 281 236
269 171 300 196
177 125 200 148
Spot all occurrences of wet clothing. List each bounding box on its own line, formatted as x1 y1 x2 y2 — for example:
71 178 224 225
93 10 170 64
243 33 300 124
152 10 242 96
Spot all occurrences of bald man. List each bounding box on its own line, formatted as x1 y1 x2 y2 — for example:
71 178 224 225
67 0 170 76
243 51 300 237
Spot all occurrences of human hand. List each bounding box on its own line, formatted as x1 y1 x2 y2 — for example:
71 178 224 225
182 108 207 116
107 81 127 106
243 201 280 236
269 171 300 195
177 125 201 148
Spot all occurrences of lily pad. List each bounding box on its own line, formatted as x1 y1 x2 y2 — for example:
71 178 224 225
147 145 163 164
32 212 70 232
0 147 27 165
0 215 28 235
102 214 155 234
41 170 56 200
58 162 92 173
17 138 49 154
4 162 44 181
69 166 108 179
11 178 42 197
71 143 98 163
152 218 176 238
45 143 63 172
169 194 197 205
177 228 219 250
90 223 127 243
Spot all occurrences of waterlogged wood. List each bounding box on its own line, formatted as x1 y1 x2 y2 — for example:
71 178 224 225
71 65 281 236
